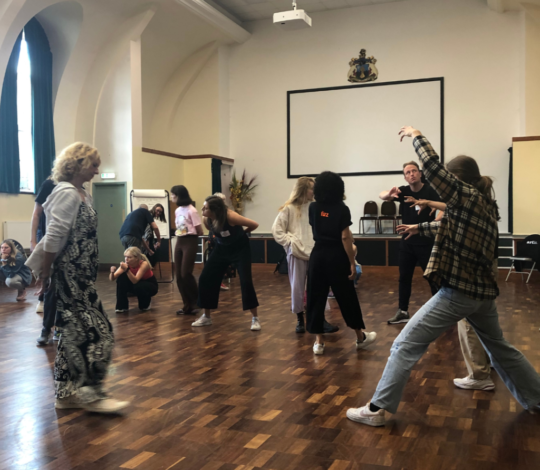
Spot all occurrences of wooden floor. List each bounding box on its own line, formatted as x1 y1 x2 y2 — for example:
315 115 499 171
1 266 540 470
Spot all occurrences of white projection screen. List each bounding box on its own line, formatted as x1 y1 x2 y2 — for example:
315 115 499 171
288 78 444 177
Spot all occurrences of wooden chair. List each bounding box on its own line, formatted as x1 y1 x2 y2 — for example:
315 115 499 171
378 200 397 233
359 201 379 234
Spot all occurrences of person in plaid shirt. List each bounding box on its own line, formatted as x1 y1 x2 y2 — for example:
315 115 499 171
347 126 540 427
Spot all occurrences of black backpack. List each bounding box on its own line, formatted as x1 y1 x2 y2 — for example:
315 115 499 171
274 251 288 275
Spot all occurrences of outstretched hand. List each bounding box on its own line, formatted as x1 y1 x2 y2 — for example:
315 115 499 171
388 186 401 199
404 197 435 215
396 224 419 240
398 126 422 142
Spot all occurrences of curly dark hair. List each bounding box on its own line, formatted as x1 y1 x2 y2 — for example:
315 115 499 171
314 171 345 203
171 185 194 207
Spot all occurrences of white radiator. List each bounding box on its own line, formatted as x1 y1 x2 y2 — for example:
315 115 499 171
3 221 31 249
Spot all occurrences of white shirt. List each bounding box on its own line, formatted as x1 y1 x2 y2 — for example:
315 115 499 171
271 203 314 261
43 182 92 253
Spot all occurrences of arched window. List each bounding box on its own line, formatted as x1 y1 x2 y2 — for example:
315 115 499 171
17 31 34 193
0 17 55 195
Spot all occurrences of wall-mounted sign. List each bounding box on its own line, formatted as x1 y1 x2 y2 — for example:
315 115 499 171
101 173 116 179
347 49 378 83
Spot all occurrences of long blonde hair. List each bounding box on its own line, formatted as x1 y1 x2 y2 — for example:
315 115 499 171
124 246 151 268
279 177 314 215
1 240 18 266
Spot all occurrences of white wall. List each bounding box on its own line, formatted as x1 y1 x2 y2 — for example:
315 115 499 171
229 0 522 232
94 50 133 193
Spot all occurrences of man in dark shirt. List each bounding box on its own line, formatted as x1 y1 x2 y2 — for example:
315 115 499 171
379 161 444 324
119 205 161 253
30 177 58 345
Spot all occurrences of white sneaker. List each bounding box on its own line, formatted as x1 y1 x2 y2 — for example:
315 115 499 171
356 332 377 349
251 317 261 331
36 301 44 313
115 309 127 313
313 342 325 355
83 398 130 414
192 315 212 327
140 302 151 312
55 395 85 409
453 376 495 391
347 403 386 427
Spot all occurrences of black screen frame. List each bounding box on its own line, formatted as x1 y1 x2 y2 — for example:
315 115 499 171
287 77 445 178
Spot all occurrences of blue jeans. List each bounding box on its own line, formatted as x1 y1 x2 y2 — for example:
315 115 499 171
372 287 540 414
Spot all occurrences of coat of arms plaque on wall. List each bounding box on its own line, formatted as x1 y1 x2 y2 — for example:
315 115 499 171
347 49 378 83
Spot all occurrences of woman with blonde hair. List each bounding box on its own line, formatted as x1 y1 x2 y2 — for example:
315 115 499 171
272 177 338 334
0 240 32 301
109 246 158 312
30 142 129 414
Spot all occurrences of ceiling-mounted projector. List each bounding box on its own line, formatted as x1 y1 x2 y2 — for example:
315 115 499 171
273 1 312 30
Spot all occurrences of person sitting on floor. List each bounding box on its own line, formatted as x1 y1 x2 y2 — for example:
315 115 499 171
109 247 158 313
0 240 33 301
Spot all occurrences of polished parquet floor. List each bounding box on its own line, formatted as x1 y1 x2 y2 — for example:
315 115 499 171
1 266 540 470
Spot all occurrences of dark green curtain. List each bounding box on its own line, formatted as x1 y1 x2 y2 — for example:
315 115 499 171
0 33 22 194
211 158 222 194
25 18 55 191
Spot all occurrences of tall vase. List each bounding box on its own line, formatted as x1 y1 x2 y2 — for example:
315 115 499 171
233 200 243 215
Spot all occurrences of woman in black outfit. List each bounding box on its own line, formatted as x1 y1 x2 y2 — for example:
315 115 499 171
306 171 377 355
144 204 166 266
193 196 261 330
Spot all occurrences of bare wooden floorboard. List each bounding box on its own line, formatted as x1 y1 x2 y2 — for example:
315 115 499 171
0 266 539 469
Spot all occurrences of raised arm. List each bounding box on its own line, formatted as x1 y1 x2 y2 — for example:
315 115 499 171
417 221 441 238
399 126 472 208
379 186 401 201
228 210 259 233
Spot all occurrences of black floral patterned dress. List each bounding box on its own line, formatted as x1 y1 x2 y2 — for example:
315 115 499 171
53 201 114 402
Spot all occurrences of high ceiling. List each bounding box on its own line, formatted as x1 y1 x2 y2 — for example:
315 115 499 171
211 0 406 22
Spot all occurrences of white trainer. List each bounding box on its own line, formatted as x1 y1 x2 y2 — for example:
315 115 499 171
251 317 261 331
313 342 325 355
347 403 386 427
55 395 85 409
356 332 377 350
83 398 130 414
115 309 127 313
453 376 495 391
192 315 212 327
36 301 44 313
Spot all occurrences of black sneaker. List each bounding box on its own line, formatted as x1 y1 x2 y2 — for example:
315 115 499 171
295 321 306 333
323 320 339 334
387 309 410 325
37 328 51 346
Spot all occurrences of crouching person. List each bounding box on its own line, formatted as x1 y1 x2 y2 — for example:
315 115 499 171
110 247 158 313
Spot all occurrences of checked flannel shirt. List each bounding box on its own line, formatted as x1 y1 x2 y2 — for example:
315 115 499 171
413 136 499 300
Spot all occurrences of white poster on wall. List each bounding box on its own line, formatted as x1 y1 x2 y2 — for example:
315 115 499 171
131 189 170 239
288 78 443 177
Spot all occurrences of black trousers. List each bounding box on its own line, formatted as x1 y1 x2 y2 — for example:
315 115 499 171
198 234 258 311
116 272 158 310
42 277 57 331
306 243 365 334
398 240 438 312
